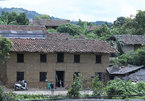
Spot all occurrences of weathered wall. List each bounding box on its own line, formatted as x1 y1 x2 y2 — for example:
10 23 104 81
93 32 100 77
0 62 7 83
122 45 134 53
6 52 109 88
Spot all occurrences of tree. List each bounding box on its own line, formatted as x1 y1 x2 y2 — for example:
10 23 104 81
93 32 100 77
57 23 83 36
92 76 103 97
7 12 18 24
111 10 145 35
0 11 29 25
0 36 13 63
134 10 145 35
35 14 50 19
94 24 111 40
16 13 29 25
113 17 126 26
111 47 145 66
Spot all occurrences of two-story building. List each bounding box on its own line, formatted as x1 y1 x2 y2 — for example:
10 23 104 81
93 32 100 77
0 25 116 88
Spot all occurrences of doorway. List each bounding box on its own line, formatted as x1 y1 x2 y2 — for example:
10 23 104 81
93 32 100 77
56 71 65 87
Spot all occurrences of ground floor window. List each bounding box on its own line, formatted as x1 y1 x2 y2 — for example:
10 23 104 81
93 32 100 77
73 72 80 80
17 72 24 81
40 72 47 82
95 72 105 81
109 75 114 80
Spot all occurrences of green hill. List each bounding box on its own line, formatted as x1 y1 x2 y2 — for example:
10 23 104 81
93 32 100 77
0 7 112 25
0 7 41 19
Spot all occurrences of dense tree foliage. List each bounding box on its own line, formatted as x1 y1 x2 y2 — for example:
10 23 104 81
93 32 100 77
35 14 50 19
57 23 83 36
111 47 145 66
111 10 145 35
92 76 103 96
0 36 13 63
0 11 29 25
105 78 145 99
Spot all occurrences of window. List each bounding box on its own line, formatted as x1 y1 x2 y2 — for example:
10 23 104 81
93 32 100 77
73 72 80 80
17 54 24 63
40 72 47 82
74 55 80 63
57 53 64 63
96 55 101 63
17 72 24 81
95 72 103 81
95 72 105 81
40 54 47 63
109 75 114 80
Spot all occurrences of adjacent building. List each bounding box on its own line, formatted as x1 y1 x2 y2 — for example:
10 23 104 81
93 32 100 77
0 25 116 88
30 19 70 29
107 35 145 53
107 65 145 82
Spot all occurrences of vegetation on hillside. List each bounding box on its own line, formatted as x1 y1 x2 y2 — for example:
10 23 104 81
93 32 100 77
35 14 51 19
57 23 83 36
0 11 29 25
0 7 41 19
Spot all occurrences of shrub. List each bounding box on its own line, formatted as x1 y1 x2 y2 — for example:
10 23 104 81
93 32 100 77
135 82 145 94
57 23 83 36
0 87 17 101
67 74 82 98
104 79 136 99
92 76 103 97
111 47 145 66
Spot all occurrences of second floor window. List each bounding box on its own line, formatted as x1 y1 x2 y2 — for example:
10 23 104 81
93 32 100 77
17 54 24 63
96 55 101 63
40 54 47 63
57 53 64 63
74 55 80 63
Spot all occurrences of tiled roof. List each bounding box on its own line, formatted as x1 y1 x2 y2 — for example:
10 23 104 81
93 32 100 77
32 19 70 27
113 35 145 45
0 25 116 53
46 32 72 40
107 65 144 75
0 25 48 35
10 37 116 53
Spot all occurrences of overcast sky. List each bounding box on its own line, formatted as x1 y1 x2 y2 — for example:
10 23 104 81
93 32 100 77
0 0 145 22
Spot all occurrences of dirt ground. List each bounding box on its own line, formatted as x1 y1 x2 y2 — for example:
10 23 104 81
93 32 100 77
4 87 92 95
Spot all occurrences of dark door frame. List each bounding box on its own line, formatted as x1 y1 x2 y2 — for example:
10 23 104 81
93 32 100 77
55 71 65 87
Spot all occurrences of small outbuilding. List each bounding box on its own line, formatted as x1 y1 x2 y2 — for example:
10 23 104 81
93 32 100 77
107 65 145 82
107 35 145 53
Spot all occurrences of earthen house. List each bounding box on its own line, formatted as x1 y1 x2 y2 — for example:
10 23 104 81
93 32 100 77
0 25 116 88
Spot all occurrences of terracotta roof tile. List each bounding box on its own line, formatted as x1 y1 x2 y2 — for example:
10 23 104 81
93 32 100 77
10 37 116 53
0 25 48 35
0 25 116 53
32 19 70 27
